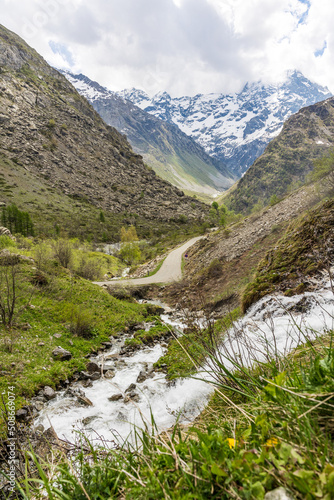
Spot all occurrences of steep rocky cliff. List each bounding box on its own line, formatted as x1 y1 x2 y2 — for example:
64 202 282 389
0 25 206 235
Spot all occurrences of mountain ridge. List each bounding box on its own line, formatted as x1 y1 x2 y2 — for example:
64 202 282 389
61 71 235 196
0 24 207 238
224 94 334 213
119 72 332 177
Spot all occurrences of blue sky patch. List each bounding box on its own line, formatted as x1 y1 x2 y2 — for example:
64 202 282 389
49 41 74 67
314 41 327 58
297 0 310 25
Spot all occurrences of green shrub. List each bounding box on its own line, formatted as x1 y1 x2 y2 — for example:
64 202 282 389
68 305 95 338
76 256 103 281
0 235 16 250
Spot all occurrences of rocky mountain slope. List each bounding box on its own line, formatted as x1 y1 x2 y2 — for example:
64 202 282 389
0 25 207 237
225 95 334 214
62 72 235 196
120 72 331 177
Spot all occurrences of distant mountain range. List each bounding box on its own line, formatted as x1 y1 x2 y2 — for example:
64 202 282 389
62 71 235 196
119 72 332 177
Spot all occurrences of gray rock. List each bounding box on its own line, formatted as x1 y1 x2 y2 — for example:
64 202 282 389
52 346 72 361
264 487 295 500
125 383 136 393
82 415 98 426
108 393 123 401
102 364 115 373
43 386 56 401
101 341 113 348
86 361 99 373
53 333 62 339
124 391 140 403
15 408 28 421
136 370 147 383
80 380 93 388
77 395 93 406
104 370 116 379
34 401 45 411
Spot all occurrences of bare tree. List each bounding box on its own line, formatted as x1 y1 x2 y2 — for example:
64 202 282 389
51 238 73 268
0 256 32 352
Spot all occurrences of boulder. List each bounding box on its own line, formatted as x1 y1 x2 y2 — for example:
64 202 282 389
43 386 56 401
108 393 123 402
136 370 147 383
52 346 72 361
125 383 136 393
15 408 28 421
104 370 116 379
86 361 99 373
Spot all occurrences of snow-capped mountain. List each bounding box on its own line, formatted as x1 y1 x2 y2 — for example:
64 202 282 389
61 71 235 196
119 71 332 177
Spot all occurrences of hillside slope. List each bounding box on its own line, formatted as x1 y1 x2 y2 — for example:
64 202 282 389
0 25 206 237
225 96 334 214
62 72 235 196
120 72 331 177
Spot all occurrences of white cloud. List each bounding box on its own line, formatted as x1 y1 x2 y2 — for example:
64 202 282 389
1 0 333 95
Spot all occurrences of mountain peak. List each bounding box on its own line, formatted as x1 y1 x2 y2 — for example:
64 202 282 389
119 71 332 177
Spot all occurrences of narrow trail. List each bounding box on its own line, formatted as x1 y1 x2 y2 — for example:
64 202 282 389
93 236 204 286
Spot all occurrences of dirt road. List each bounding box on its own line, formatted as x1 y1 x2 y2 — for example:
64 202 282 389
93 236 204 286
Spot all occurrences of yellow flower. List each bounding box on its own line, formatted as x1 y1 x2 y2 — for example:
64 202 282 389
266 437 279 447
227 438 236 448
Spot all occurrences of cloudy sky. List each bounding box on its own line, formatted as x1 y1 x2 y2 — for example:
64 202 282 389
1 0 333 96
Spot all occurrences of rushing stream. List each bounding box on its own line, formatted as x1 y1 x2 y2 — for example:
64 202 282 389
34 272 334 445
34 309 212 445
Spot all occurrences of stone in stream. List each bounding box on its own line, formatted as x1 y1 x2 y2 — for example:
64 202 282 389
125 383 136 393
124 391 140 403
79 371 101 381
86 361 99 373
43 386 56 401
108 393 123 402
77 395 93 406
136 370 147 383
104 370 116 379
102 364 115 374
52 346 72 361
81 380 93 388
82 415 98 426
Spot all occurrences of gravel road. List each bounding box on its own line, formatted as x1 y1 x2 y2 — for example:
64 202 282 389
93 236 204 286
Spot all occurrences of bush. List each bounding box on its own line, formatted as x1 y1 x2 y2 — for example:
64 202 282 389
52 238 73 268
0 235 16 250
76 256 103 281
119 243 141 265
68 306 94 338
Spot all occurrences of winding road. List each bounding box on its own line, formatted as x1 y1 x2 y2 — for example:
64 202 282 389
94 235 204 286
